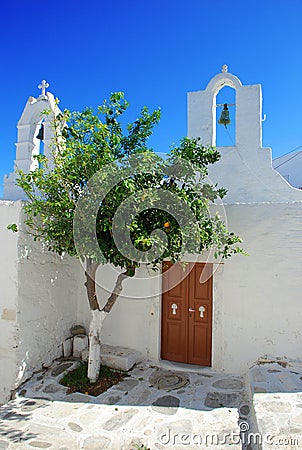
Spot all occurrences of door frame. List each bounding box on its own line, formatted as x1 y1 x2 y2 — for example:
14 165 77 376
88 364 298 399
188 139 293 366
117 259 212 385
160 261 214 367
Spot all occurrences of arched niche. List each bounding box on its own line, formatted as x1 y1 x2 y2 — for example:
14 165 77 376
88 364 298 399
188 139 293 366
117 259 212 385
187 68 262 151
214 85 236 147
3 89 60 200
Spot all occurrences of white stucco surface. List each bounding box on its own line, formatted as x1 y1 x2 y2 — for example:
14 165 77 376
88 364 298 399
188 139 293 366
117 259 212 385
0 201 21 404
0 201 81 404
213 202 302 373
76 69 302 375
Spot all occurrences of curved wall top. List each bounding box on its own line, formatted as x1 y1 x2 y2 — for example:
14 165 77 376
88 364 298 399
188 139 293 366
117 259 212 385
187 66 302 203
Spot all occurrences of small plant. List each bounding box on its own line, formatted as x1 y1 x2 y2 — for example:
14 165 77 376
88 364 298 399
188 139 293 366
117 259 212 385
60 361 127 396
132 444 150 450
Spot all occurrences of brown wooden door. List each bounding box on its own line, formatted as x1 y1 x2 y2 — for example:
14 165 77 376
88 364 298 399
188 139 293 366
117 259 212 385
161 261 213 366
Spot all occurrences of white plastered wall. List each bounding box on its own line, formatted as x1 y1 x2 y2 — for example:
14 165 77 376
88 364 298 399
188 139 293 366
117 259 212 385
187 69 302 372
0 201 81 404
0 201 21 404
76 70 302 374
211 202 302 373
76 264 162 361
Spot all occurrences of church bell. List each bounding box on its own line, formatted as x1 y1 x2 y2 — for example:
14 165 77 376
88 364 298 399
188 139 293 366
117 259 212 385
218 104 231 127
36 123 44 140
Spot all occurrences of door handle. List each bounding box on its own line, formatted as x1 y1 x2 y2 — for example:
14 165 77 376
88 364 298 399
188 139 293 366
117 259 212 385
188 308 195 312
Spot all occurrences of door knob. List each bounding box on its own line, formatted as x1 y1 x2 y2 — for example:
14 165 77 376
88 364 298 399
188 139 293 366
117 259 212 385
188 308 195 312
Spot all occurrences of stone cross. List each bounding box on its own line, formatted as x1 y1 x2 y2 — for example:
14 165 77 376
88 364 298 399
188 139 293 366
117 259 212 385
222 64 228 73
38 80 49 97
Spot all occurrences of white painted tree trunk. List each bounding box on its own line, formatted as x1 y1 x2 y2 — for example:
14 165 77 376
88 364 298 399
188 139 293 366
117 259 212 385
87 309 107 382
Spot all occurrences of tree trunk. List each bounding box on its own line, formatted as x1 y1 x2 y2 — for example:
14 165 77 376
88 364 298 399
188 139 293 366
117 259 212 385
84 259 133 383
85 258 101 311
87 309 107 382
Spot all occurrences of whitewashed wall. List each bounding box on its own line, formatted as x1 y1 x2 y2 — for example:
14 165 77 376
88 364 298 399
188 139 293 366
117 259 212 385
76 69 302 374
213 202 302 373
0 201 81 405
0 201 21 404
77 264 162 361
76 196 302 375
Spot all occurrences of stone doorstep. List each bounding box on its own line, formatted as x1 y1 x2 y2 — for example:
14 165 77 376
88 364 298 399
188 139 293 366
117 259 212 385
82 344 143 372
247 361 302 450
100 344 143 372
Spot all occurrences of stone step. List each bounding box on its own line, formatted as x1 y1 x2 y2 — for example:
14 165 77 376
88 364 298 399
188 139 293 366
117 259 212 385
247 358 302 449
82 344 143 372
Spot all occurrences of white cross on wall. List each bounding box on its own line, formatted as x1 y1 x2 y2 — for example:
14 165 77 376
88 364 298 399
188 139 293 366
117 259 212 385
38 80 49 96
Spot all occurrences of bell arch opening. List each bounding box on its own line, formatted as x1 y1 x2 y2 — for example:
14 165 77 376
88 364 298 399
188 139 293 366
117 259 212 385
213 86 236 147
31 119 45 171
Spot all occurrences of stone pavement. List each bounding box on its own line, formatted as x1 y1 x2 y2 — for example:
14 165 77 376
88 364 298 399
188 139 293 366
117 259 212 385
248 358 302 450
0 360 249 449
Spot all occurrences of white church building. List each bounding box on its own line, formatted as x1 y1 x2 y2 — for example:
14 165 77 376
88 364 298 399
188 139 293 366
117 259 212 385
1 67 302 405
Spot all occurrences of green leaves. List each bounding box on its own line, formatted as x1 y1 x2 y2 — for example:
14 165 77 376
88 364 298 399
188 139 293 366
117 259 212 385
7 223 18 232
13 92 243 272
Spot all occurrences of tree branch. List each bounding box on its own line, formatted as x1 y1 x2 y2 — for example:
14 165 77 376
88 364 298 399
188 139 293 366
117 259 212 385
102 268 133 313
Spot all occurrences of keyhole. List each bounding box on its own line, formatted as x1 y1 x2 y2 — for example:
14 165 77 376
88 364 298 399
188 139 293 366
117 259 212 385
171 303 178 315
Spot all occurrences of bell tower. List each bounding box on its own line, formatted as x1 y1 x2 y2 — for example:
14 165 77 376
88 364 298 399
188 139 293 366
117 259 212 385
187 66 302 203
3 80 60 201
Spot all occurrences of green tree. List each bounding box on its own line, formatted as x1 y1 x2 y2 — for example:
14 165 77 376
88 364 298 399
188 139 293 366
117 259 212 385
9 92 243 382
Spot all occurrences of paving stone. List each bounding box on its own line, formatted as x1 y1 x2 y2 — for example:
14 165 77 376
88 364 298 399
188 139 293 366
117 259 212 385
205 391 240 408
250 367 266 382
261 401 292 413
78 411 103 425
158 419 192 436
239 404 250 416
291 414 302 425
151 395 180 415
67 422 83 432
115 378 139 391
82 436 111 449
32 383 44 392
28 441 52 448
70 324 86 336
135 388 151 404
280 426 302 434
20 399 48 412
103 395 121 405
212 378 243 390
51 363 73 377
102 408 139 431
0 441 9 450
253 386 266 393
43 384 63 394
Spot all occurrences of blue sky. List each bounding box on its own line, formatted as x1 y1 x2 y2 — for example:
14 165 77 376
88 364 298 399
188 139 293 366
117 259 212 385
1 0 302 194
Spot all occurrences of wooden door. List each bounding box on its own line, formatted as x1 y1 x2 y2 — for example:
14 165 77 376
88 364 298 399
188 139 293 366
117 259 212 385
161 261 213 366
